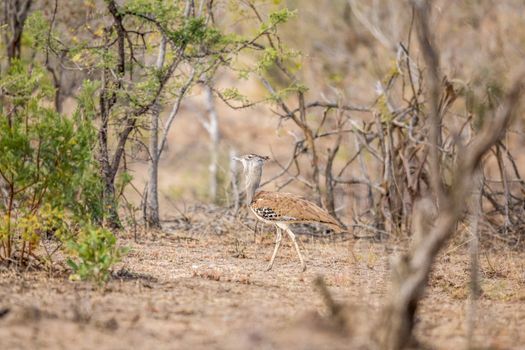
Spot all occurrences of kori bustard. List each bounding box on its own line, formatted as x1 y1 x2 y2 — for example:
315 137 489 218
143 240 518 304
233 154 344 271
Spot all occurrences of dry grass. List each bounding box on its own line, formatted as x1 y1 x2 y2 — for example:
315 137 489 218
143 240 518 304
0 219 523 350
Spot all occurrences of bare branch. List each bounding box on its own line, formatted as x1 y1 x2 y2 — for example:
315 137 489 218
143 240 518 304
158 69 197 158
377 71 524 350
414 0 444 206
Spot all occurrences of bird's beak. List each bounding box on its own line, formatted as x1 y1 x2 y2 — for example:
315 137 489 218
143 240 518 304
232 156 241 162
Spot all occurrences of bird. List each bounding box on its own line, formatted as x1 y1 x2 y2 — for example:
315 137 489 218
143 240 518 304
233 153 345 272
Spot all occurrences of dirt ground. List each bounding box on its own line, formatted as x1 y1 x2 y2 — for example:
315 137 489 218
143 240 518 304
1 225 524 350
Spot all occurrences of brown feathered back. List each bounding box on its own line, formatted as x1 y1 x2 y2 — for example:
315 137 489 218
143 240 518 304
250 191 344 233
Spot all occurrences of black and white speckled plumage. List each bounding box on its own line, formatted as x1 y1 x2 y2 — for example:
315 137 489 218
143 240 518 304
233 153 345 272
253 206 297 222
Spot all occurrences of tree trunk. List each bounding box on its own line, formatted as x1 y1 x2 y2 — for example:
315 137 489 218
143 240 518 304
96 2 127 229
205 85 220 203
467 170 483 347
98 88 121 229
4 0 33 64
145 37 167 229
146 103 161 229
102 175 121 229
98 71 121 229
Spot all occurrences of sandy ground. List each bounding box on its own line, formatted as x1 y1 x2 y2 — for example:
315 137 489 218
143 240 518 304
1 225 524 350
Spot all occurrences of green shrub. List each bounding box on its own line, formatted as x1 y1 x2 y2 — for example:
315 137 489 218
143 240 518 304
66 225 128 285
0 61 124 280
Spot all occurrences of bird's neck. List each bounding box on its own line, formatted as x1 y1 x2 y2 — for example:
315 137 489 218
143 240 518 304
245 165 262 205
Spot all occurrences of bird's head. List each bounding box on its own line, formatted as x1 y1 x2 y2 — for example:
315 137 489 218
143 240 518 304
232 153 269 171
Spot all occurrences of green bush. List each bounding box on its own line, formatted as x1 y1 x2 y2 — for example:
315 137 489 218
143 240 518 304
0 61 124 280
66 226 128 285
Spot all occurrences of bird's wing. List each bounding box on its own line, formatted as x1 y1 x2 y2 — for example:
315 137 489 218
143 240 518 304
251 191 344 232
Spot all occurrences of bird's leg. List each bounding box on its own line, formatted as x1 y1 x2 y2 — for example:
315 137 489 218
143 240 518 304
286 228 306 272
266 227 282 271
